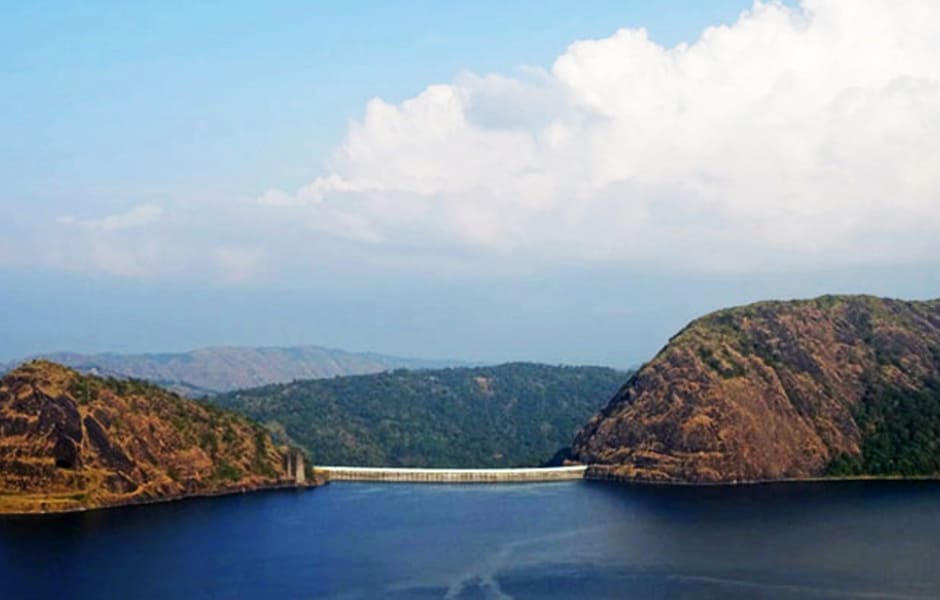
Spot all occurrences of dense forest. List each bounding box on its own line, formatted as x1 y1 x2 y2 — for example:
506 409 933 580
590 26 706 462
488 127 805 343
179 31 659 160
827 380 940 477
211 363 628 468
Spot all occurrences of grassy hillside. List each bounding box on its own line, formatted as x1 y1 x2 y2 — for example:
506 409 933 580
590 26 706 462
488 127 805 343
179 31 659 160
212 363 627 468
573 295 940 483
0 361 309 514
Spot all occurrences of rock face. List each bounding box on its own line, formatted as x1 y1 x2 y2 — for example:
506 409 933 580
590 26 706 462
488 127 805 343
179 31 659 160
0 361 311 514
571 296 940 483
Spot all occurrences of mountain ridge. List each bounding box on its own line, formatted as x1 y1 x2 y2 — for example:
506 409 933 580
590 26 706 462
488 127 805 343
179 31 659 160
1 344 470 396
571 295 940 483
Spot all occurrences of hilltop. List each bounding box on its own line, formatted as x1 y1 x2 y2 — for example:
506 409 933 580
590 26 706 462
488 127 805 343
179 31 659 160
572 295 940 483
0 361 310 514
2 345 465 396
212 363 627 468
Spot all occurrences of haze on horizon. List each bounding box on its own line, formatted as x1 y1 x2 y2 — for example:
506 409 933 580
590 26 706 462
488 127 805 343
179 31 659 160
2 0 939 367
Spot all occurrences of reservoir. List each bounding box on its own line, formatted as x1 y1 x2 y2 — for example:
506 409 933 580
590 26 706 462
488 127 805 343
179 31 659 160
2 480 939 599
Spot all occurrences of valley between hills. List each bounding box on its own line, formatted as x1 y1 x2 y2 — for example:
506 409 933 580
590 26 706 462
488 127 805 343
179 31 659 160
3 294 940 514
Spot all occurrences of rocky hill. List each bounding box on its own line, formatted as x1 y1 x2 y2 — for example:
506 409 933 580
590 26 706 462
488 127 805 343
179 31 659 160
213 363 627 468
2 345 464 396
0 361 310 514
572 295 940 483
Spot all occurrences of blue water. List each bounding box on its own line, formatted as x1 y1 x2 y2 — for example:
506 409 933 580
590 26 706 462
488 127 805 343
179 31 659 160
2 480 940 599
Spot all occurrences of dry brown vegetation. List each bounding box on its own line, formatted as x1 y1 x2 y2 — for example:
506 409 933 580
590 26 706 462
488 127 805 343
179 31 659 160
572 296 940 483
0 361 309 514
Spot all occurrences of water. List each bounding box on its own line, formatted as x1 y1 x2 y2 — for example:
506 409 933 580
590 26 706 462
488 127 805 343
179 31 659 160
2 480 939 599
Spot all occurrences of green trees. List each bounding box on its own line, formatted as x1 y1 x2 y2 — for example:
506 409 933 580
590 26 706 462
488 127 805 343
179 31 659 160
827 379 940 477
211 363 627 468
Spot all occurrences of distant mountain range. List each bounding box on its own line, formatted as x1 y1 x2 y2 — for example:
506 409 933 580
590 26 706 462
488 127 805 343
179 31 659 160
5 293 940 510
1 345 467 396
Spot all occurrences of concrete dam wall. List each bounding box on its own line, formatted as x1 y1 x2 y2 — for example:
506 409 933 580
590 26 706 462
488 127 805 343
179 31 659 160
315 465 587 483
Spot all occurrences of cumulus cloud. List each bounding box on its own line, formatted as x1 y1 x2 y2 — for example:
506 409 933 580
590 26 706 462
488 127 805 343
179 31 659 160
261 0 940 271
58 204 164 231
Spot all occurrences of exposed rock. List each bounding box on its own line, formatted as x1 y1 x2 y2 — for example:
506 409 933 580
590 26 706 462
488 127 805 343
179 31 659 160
83 415 134 473
572 295 940 483
0 361 314 514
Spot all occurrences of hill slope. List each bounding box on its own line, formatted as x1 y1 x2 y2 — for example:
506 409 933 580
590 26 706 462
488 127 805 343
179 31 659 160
572 295 940 483
212 363 627 468
0 361 309 514
3 345 463 395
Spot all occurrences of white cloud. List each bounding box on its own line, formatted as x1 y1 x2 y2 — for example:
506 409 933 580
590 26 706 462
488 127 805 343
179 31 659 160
85 241 168 278
58 204 164 231
47 204 173 277
212 245 264 284
261 0 940 271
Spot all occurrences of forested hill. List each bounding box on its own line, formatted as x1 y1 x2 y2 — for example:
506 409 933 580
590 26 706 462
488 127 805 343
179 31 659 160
211 363 628 468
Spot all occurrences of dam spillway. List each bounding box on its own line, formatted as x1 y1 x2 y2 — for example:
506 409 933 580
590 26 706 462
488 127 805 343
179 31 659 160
315 465 588 483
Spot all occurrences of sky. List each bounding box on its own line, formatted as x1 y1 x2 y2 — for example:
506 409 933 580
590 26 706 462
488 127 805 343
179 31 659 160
2 0 939 367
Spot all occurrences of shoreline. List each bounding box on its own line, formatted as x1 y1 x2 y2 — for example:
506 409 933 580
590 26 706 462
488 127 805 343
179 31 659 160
7 467 939 516
0 480 321 518
583 466 940 487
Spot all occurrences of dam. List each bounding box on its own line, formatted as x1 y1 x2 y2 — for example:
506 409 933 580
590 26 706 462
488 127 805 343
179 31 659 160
315 465 587 483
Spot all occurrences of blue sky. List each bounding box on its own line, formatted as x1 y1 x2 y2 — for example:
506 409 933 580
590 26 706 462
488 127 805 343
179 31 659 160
3 1 758 202
2 1 938 366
